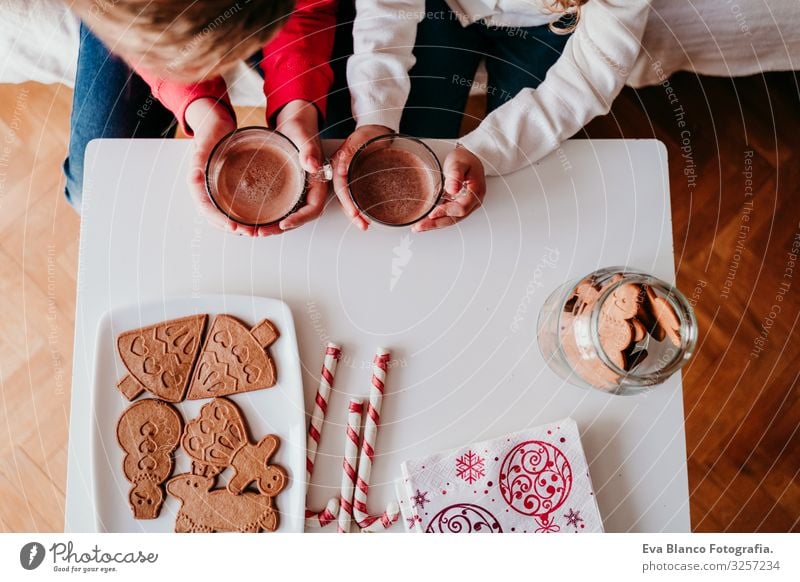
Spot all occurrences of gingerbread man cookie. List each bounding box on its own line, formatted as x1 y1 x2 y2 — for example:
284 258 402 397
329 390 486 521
182 397 287 495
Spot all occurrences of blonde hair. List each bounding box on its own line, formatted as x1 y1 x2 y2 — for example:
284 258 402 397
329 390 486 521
70 0 296 81
547 0 588 35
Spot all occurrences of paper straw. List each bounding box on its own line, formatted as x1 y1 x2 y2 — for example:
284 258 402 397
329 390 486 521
305 498 340 528
337 399 363 533
360 501 401 533
306 343 341 481
304 343 342 529
353 348 400 531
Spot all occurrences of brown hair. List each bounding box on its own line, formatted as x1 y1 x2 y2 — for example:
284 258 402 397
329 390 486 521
547 0 588 35
70 0 296 81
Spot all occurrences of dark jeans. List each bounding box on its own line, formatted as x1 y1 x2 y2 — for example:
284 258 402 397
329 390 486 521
321 1 357 139
63 23 178 209
401 0 571 137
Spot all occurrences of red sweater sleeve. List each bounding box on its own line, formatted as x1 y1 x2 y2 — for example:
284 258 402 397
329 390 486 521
262 0 339 123
135 69 235 136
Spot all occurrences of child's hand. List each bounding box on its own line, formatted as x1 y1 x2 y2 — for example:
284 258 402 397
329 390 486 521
184 98 251 234
274 100 327 233
413 145 486 232
332 124 393 231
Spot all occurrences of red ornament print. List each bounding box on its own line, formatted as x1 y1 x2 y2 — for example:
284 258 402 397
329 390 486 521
498 440 573 532
426 503 502 533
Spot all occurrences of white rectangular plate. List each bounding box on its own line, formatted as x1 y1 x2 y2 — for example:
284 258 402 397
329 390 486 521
90 295 305 533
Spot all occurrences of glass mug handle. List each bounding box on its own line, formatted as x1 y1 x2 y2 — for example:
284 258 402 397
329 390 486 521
442 183 470 202
308 160 333 183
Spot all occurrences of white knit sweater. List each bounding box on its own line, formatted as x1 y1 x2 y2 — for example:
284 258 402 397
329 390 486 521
347 0 653 175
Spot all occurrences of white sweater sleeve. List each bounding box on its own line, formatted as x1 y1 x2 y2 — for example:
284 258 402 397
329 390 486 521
459 0 652 175
347 0 424 131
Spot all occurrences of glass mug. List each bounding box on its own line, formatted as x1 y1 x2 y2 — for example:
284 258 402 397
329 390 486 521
346 134 466 227
537 267 698 395
205 127 332 228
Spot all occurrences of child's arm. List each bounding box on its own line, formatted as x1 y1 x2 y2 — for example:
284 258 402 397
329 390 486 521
331 0 424 230
135 70 236 137
346 0 423 132
459 0 652 176
261 0 339 233
183 98 247 234
261 0 339 124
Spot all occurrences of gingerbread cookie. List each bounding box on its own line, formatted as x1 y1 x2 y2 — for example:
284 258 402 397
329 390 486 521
560 318 621 389
187 316 279 399
601 283 641 320
117 314 208 402
634 286 664 342
597 283 645 372
598 316 633 371
182 397 287 495
167 473 280 533
564 277 601 317
631 318 647 343
116 399 183 519
645 286 682 347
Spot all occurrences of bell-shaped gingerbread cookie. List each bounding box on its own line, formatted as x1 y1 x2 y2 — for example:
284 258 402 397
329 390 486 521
182 397 287 495
116 399 183 519
187 315 279 399
116 314 208 402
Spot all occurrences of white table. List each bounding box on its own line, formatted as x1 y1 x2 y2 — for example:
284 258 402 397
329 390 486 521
66 138 690 532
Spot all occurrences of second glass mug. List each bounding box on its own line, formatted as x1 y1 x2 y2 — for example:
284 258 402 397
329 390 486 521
205 126 333 228
345 134 468 227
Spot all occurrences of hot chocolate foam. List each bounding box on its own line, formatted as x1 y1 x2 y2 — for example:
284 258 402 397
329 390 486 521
214 143 304 225
349 147 438 226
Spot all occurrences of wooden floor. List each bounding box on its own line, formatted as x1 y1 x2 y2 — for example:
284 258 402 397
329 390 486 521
0 73 797 532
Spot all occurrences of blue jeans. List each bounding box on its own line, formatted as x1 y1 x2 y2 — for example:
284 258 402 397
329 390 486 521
400 0 571 137
63 23 178 209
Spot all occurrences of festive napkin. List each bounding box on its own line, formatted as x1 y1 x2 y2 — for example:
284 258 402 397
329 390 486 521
395 418 603 533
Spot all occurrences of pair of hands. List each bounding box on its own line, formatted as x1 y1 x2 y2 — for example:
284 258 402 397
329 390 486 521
185 99 487 235
332 125 487 233
185 98 326 236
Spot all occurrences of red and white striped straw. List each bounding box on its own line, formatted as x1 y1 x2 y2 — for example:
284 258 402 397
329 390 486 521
360 501 401 533
353 348 400 531
304 342 342 529
306 342 341 482
337 399 363 533
305 498 340 528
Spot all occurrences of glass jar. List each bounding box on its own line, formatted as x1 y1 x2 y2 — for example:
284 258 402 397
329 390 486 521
537 267 697 394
